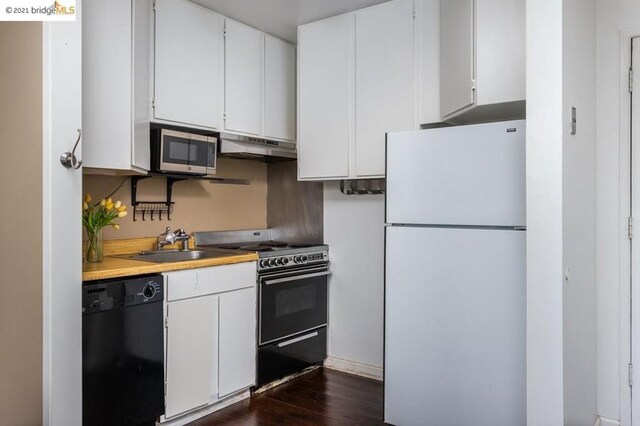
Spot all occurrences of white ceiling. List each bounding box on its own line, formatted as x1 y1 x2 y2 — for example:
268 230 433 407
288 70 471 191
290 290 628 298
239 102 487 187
190 0 390 42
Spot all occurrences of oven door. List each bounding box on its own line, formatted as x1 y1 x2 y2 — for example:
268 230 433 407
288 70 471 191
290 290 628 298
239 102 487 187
259 265 329 345
159 129 213 175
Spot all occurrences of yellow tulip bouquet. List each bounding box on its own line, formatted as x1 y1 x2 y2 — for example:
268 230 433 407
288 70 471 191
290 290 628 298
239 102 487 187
82 193 128 262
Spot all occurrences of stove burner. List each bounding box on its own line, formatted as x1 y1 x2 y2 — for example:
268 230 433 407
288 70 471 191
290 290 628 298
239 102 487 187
217 244 242 250
215 241 288 251
258 241 288 248
242 246 274 252
288 243 314 248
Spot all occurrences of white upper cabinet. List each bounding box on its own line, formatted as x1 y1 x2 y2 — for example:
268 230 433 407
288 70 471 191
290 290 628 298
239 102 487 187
68 0 301 170
418 0 441 126
264 36 296 142
224 19 263 136
298 15 352 180
440 0 474 117
298 0 417 180
154 4 296 139
224 20 296 142
83 0 151 172
440 0 525 123
355 0 415 178
154 0 223 129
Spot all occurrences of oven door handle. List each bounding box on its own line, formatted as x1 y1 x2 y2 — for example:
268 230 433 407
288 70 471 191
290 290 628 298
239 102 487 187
277 331 319 348
263 271 332 286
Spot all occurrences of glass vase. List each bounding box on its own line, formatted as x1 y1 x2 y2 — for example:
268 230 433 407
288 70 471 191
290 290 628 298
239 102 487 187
85 227 104 263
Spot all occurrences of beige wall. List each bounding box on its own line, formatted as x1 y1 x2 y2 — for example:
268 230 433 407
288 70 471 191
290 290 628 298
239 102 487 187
83 158 268 240
0 22 43 425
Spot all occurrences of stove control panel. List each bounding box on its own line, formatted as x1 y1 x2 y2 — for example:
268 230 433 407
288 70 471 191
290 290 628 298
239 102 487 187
258 250 329 271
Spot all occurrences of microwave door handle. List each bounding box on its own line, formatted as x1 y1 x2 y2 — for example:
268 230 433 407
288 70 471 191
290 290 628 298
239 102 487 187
263 271 332 286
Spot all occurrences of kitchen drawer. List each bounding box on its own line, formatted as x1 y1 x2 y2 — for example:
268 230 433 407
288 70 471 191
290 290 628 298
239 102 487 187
165 262 256 301
257 327 327 386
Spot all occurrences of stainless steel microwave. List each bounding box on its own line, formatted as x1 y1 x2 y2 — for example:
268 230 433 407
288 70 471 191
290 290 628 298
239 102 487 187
150 128 217 176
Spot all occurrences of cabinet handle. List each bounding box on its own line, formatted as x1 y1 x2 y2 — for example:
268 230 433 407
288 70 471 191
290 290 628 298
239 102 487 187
277 331 319 348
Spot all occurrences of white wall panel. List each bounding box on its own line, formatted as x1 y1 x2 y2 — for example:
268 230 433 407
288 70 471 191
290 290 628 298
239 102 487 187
562 0 598 424
526 0 564 423
323 182 384 369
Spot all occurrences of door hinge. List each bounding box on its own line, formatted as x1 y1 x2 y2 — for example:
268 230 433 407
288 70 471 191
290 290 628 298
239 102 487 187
223 111 227 121
152 0 156 11
164 316 168 328
471 78 476 91
152 97 156 108
630 363 634 387
630 67 634 93
223 28 227 39
413 6 416 19
629 217 634 240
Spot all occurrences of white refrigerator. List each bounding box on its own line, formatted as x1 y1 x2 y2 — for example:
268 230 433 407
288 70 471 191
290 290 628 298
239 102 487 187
384 120 526 426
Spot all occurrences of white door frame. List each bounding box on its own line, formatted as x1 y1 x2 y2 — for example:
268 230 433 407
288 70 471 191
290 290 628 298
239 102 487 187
622 28 640 426
42 10 83 425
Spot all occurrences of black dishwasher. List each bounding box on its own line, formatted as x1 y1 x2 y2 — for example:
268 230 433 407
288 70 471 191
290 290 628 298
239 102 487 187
82 274 164 426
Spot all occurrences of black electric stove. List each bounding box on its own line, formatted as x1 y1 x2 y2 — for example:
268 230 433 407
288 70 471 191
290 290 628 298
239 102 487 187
194 229 329 386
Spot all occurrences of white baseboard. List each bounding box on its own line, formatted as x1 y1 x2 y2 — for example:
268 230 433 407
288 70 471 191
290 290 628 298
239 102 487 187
158 389 250 426
324 356 383 381
596 415 621 426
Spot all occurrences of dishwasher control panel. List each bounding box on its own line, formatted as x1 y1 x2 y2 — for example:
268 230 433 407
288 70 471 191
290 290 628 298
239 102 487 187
82 274 163 313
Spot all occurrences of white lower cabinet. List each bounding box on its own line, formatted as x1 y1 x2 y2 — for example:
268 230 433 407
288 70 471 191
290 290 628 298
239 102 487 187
219 287 257 397
162 262 256 421
165 295 218 419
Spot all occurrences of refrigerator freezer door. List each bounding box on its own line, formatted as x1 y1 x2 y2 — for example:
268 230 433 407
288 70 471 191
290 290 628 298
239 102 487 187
386 120 525 227
384 226 526 426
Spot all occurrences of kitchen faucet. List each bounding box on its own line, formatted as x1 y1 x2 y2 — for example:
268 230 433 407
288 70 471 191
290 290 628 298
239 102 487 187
157 227 191 251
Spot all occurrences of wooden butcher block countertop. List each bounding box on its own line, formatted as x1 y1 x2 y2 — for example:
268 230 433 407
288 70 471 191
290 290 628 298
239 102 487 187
82 237 258 282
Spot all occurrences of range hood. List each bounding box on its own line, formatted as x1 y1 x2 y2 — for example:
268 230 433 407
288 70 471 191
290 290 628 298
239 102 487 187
218 133 296 162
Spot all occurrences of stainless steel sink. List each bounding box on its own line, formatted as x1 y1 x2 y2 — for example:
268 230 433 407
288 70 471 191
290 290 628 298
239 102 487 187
126 249 233 263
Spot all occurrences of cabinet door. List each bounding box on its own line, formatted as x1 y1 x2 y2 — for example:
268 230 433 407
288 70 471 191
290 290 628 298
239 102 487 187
154 0 222 129
298 15 352 180
440 0 474 117
165 296 218 418
355 0 415 177
224 19 263 136
82 0 132 170
475 0 525 106
419 0 441 125
132 0 152 171
218 287 256 397
264 36 296 142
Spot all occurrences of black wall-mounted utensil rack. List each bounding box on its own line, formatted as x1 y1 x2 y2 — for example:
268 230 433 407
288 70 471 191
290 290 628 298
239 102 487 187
130 173 250 221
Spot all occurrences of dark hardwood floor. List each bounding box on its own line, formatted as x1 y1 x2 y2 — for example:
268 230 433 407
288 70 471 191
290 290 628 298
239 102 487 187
191 368 384 425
